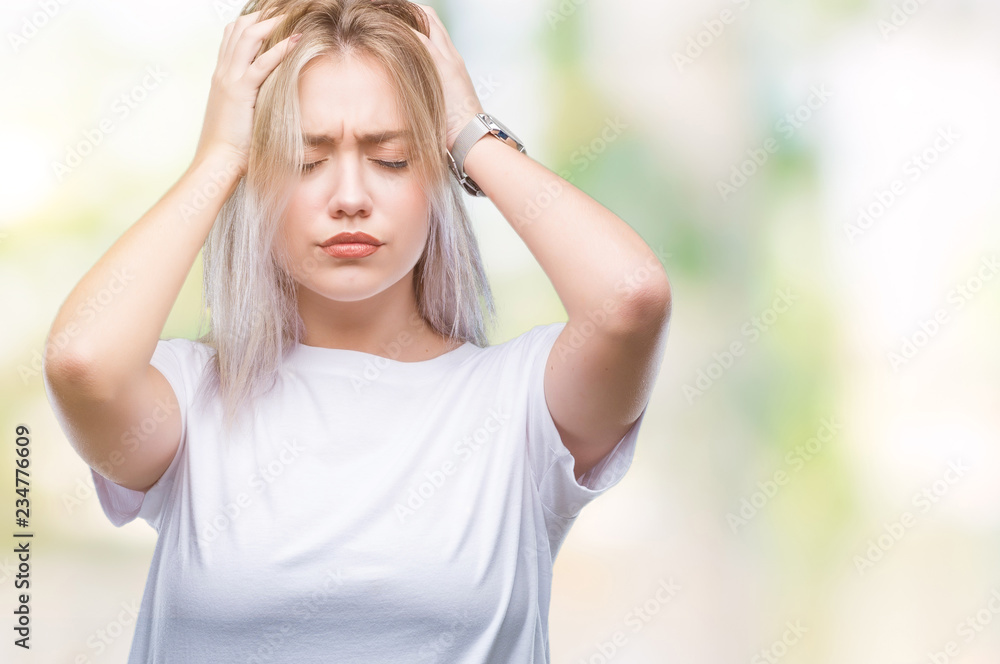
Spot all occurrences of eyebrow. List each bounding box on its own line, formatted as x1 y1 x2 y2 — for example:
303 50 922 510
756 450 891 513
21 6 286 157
302 129 411 147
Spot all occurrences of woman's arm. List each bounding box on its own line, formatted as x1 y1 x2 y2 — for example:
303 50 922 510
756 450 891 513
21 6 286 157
410 3 671 480
463 138 671 479
43 11 296 491
44 150 241 397
43 151 241 491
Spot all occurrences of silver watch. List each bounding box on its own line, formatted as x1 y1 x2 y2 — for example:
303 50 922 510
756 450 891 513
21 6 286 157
447 113 526 197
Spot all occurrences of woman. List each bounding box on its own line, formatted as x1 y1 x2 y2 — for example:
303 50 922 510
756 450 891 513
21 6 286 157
43 1 671 661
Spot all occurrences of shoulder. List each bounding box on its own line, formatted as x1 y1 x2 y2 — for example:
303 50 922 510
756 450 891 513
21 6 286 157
483 321 567 358
464 321 567 379
156 337 217 360
150 337 217 384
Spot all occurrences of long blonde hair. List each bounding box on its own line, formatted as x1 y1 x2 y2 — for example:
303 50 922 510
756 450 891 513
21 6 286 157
191 0 497 438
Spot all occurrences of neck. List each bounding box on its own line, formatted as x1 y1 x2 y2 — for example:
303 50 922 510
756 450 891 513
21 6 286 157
295 270 456 361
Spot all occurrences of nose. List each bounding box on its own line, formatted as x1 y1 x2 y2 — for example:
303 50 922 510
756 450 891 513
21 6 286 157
326 154 373 219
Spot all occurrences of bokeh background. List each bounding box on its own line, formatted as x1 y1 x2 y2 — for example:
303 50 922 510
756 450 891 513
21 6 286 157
3 0 1000 661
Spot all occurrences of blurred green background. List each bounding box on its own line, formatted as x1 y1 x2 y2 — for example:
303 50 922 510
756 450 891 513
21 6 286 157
3 0 1000 662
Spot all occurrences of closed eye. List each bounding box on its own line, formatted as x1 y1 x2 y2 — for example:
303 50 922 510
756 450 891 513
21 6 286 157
299 159 409 174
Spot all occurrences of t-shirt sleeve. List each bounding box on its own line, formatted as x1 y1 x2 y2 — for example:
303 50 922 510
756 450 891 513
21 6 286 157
90 337 196 532
523 322 647 520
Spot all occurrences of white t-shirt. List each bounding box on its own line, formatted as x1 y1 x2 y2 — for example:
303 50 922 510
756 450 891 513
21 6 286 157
91 321 647 663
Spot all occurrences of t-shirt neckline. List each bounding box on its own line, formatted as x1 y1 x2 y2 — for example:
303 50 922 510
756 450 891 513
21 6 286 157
284 338 477 376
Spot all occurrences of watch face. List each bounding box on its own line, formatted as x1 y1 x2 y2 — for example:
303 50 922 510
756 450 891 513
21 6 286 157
483 114 523 150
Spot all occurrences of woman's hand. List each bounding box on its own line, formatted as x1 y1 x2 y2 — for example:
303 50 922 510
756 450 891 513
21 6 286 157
193 10 300 175
407 4 485 152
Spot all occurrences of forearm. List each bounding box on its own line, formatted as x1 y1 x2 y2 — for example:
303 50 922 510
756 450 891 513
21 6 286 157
462 136 671 329
44 150 242 395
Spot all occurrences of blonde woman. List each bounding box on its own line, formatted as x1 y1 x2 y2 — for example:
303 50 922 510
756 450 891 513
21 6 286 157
43 1 671 661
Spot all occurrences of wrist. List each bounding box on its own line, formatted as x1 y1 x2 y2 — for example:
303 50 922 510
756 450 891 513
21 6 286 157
447 105 485 153
459 131 502 180
186 149 244 202
447 112 527 197
190 146 245 181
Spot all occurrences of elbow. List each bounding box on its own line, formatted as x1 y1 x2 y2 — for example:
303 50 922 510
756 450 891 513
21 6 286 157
617 266 672 331
42 344 115 404
43 333 91 384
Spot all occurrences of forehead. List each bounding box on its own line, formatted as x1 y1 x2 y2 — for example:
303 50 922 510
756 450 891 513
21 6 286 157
298 53 408 144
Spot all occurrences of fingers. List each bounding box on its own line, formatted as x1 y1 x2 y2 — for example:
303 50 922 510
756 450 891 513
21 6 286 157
221 11 284 76
410 3 457 53
409 25 439 59
409 6 461 68
219 21 236 63
220 10 263 72
246 32 301 88
230 13 289 75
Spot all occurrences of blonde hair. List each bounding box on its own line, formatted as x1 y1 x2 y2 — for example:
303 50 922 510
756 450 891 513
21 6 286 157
191 0 497 438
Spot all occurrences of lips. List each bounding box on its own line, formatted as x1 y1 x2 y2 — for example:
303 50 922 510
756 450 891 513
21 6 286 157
320 231 384 247
319 231 383 259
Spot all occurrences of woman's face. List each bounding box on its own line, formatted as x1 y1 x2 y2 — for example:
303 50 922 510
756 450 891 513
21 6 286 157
278 53 429 304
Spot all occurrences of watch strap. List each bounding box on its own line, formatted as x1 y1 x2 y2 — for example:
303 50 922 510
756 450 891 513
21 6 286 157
450 115 491 196
448 113 527 197
451 114 492 178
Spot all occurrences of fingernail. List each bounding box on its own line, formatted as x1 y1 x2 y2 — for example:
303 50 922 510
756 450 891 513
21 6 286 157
290 33 302 43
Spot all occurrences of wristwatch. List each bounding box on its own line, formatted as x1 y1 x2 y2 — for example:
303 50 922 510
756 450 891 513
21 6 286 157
447 113 526 197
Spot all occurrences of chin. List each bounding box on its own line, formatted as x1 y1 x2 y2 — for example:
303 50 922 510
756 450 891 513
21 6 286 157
307 280 386 303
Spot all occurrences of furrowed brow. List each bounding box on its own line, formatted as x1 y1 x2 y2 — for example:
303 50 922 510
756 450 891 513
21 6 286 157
302 129 411 147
